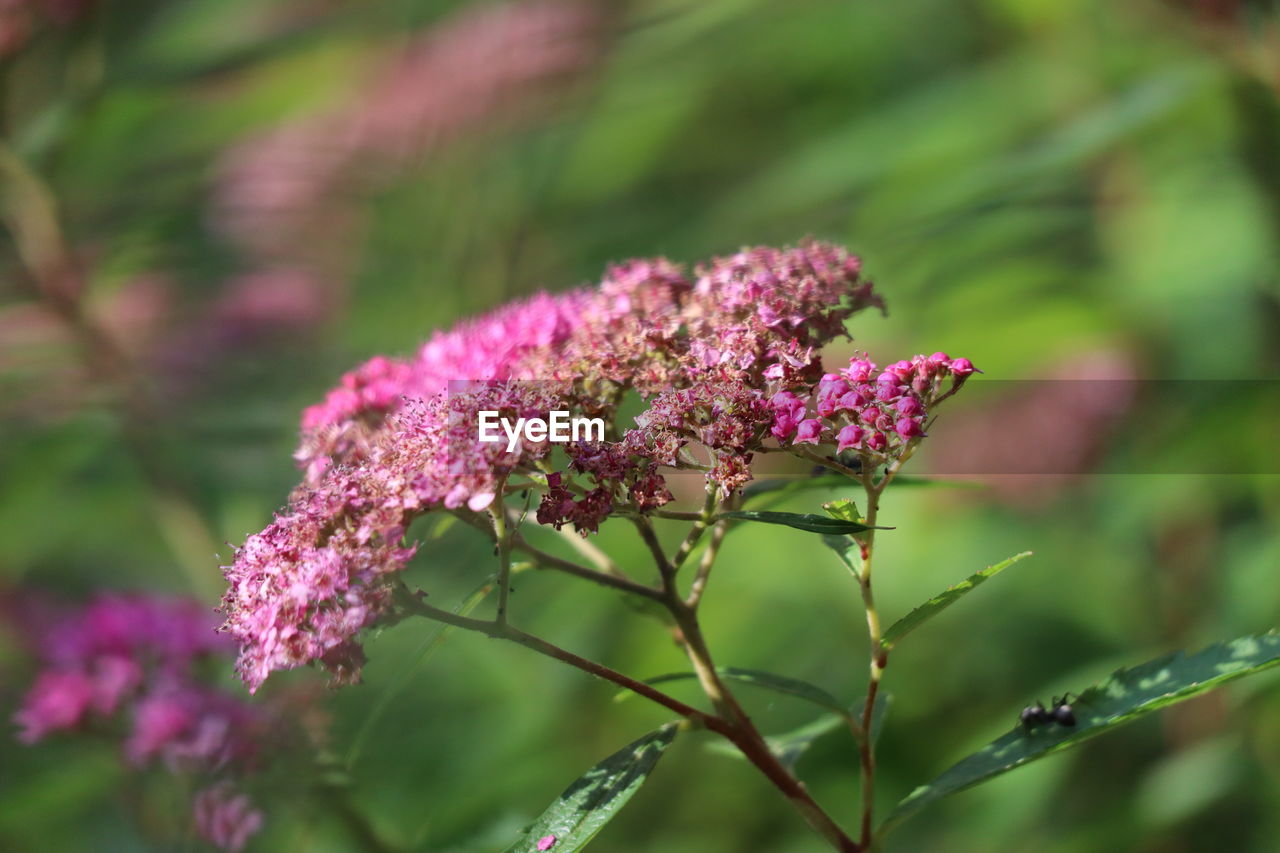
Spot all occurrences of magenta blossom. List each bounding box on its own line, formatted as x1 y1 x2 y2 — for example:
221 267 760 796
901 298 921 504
194 783 265 853
769 351 976 464
12 593 274 852
222 241 884 692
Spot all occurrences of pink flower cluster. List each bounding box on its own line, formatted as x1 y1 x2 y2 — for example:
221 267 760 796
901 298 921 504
771 353 977 461
222 241 887 691
11 594 266 851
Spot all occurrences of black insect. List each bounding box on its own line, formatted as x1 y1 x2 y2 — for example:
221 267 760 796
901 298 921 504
1019 694 1077 731
1019 701 1051 730
1050 693 1077 726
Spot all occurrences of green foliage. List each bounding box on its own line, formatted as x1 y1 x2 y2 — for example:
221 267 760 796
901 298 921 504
705 713 846 770
880 552 1033 650
504 724 680 853
345 576 496 769
882 631 1280 835
635 667 847 715
719 510 886 535
741 474 978 504
4 0 1280 850
705 691 891 771
741 474 861 501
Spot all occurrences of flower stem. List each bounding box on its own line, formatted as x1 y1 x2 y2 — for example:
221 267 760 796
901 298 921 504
671 490 718 572
686 504 731 607
490 490 513 626
854 471 889 849
399 591 716 726
666 593 859 852
451 508 665 601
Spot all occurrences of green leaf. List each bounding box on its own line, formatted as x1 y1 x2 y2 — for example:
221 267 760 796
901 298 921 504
880 552 1033 650
709 692 891 770
741 473 982 502
820 502 868 578
626 667 847 715
822 498 862 523
428 514 458 540
821 533 860 578
706 713 846 770
719 510 888 535
768 714 847 769
881 631 1280 835
505 724 679 853
742 474 859 501
882 475 986 490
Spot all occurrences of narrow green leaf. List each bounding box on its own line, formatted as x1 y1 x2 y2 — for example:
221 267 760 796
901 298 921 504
880 552 1032 650
820 502 867 578
741 474 859 501
710 693 892 770
505 724 679 853
719 510 888 535
742 473 982 502
879 475 986 490
881 631 1280 835
821 534 860 578
706 713 846 770
624 667 846 715
769 715 846 769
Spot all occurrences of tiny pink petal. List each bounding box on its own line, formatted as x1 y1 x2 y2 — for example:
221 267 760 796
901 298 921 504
792 419 823 445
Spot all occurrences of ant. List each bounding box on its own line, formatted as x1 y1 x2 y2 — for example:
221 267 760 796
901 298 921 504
1019 693 1077 732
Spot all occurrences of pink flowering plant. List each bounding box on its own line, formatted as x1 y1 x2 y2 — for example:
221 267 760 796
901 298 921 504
211 241 1280 852
12 595 269 851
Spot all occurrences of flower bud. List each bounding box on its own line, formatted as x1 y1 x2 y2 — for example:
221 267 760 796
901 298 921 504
895 396 924 416
836 424 864 452
793 419 823 445
895 417 924 439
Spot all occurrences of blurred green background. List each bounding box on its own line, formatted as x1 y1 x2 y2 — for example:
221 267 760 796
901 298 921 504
2 0 1279 850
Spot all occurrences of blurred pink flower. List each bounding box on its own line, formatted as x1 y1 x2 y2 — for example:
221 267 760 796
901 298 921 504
194 783 264 853
928 349 1138 506
12 593 272 851
211 0 606 263
12 669 95 743
211 268 330 337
